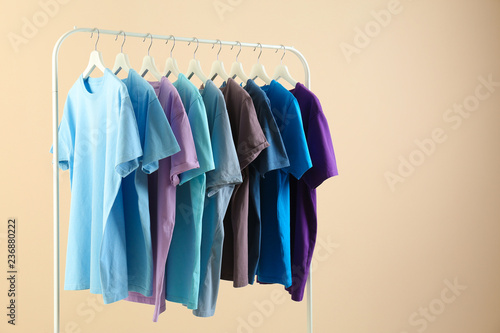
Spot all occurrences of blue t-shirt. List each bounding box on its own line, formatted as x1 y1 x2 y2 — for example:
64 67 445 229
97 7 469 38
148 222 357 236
195 79 242 317
257 80 312 288
54 69 143 303
121 69 180 297
243 79 289 284
166 73 215 310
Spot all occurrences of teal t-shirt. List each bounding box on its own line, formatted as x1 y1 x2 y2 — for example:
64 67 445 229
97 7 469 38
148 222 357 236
165 73 215 310
54 69 143 303
258 80 312 288
121 69 180 297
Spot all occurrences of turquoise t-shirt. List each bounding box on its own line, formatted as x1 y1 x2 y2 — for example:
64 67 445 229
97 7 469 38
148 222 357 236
121 69 180 297
54 69 143 303
258 80 312 288
194 79 242 317
165 73 215 310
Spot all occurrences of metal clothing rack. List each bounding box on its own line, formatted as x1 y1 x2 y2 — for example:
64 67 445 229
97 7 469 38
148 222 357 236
52 27 313 333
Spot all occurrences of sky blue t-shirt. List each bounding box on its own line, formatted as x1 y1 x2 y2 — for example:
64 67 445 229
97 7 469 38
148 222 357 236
54 69 143 303
166 73 215 310
121 69 180 297
258 80 312 288
244 79 289 284
195 80 242 317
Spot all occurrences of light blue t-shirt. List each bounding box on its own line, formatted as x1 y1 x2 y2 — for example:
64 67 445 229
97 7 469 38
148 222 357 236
54 69 143 303
165 73 215 310
121 69 180 297
194 79 242 317
258 80 312 288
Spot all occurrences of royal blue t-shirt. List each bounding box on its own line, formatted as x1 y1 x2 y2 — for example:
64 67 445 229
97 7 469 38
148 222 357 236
257 80 312 288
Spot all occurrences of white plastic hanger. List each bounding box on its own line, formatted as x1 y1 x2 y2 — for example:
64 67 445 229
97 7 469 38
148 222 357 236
139 33 163 81
111 30 132 75
82 28 106 79
162 35 181 78
186 37 208 83
229 41 249 83
272 45 297 87
208 39 229 82
249 43 272 85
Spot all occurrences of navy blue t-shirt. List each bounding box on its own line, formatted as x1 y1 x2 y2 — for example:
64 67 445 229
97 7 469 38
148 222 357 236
244 79 289 284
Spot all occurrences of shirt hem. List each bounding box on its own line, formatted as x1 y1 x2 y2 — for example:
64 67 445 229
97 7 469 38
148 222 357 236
125 294 155 305
192 308 216 317
165 294 197 309
172 160 200 186
127 284 153 298
257 275 292 288
142 145 182 174
239 140 270 170
220 274 249 288
305 168 339 189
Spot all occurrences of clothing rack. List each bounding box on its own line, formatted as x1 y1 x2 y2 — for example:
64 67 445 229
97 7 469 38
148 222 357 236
52 27 313 333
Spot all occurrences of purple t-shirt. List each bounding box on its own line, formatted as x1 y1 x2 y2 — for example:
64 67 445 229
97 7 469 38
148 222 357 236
126 76 199 321
287 83 338 301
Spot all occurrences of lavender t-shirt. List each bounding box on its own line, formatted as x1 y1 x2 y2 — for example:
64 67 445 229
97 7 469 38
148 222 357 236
126 76 199 322
287 82 338 301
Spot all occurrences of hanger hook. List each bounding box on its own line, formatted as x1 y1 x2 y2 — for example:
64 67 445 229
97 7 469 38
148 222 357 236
143 33 153 56
90 27 99 51
231 41 242 62
188 37 199 59
166 35 176 58
253 43 263 63
211 39 222 61
275 44 286 64
115 30 126 53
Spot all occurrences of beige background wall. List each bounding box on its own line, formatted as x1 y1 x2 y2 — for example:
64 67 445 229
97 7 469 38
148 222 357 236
1 0 499 332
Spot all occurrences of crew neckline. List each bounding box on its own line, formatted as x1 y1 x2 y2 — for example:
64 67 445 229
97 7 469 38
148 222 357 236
172 72 188 89
289 81 303 95
259 79 277 95
79 68 110 99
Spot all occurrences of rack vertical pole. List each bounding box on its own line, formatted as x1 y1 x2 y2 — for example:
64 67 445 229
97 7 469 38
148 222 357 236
52 37 60 333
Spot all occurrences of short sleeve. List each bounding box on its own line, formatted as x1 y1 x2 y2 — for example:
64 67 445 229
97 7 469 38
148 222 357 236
236 97 270 170
282 98 312 179
169 94 200 186
50 105 73 171
252 99 289 176
206 100 243 197
115 96 143 177
301 104 338 189
178 97 215 185
141 96 181 174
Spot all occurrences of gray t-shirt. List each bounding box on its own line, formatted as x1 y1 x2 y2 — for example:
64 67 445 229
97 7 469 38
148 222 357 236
194 79 242 317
